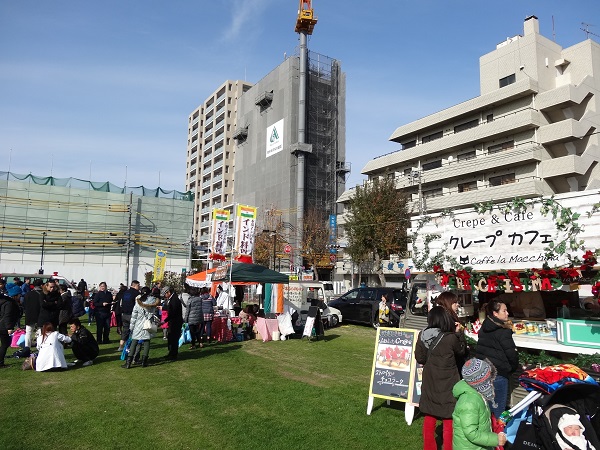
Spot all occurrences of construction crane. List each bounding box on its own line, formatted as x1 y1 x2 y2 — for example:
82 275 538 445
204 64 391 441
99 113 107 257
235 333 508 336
295 0 317 34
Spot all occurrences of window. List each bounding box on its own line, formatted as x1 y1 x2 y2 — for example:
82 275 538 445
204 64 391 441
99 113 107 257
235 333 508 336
422 188 443 199
486 114 494 123
402 140 416 149
422 160 442 171
488 140 514 154
489 173 516 186
499 74 516 88
458 151 476 161
458 181 477 193
421 131 442 143
454 119 479 133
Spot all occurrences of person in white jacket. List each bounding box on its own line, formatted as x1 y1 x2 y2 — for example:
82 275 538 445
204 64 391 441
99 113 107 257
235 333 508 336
36 322 72 372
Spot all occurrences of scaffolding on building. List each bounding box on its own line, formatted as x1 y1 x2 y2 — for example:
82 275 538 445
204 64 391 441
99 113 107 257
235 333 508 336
305 51 349 219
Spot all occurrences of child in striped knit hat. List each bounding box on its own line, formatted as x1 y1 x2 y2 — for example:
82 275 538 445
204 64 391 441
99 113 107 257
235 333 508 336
452 358 507 449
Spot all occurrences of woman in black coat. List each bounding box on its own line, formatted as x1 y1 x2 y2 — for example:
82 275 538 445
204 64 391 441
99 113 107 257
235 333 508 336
475 299 519 418
415 303 467 450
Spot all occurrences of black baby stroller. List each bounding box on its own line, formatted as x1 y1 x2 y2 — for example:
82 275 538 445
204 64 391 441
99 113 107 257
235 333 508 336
508 379 600 449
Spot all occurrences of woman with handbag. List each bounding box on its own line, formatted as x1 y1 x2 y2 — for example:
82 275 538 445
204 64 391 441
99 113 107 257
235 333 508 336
415 304 467 450
121 287 160 369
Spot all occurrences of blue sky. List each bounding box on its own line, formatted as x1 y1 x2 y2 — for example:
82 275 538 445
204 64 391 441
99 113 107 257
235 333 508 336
1 0 597 191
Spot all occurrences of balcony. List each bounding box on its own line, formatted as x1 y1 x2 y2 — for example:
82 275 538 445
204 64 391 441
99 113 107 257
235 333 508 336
536 75 594 111
214 134 225 145
202 166 212 176
538 119 594 145
213 174 223 183
201 192 211 201
188 174 196 183
202 179 211 189
205 103 214 114
215 120 225 131
205 129 213 139
390 78 538 141
540 143 600 178
214 146 224 158
393 142 544 188
410 177 553 213
200 220 210 229
364 107 543 174
213 160 224 170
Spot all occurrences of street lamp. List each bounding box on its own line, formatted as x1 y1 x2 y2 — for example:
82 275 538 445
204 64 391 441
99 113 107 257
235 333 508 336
39 231 47 274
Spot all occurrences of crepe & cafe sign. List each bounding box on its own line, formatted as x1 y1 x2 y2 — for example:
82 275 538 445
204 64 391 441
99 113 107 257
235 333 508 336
410 191 600 271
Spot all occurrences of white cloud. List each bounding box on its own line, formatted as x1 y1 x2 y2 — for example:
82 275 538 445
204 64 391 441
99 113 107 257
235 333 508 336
220 0 273 42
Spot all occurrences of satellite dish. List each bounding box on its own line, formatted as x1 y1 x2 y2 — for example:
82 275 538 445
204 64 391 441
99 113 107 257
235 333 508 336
447 155 454 163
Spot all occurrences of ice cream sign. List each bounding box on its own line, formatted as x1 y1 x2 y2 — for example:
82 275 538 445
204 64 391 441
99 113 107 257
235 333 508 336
410 191 600 271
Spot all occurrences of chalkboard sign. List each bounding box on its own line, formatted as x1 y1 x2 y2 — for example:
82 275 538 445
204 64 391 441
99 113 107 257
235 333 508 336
368 328 418 402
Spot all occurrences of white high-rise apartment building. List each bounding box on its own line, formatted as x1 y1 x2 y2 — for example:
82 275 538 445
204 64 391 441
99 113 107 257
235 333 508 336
356 16 600 214
185 80 253 247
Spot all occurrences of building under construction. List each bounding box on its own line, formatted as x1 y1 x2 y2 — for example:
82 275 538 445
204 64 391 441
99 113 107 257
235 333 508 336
233 50 347 265
0 171 194 286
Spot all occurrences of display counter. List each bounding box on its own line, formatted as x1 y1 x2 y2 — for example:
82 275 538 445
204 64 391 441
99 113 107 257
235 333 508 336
465 329 599 355
255 317 279 342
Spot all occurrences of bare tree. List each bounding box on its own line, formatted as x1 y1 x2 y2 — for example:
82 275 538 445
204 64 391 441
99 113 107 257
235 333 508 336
301 207 330 281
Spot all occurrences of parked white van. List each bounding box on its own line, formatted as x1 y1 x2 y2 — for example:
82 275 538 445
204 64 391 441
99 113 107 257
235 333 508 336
283 281 343 327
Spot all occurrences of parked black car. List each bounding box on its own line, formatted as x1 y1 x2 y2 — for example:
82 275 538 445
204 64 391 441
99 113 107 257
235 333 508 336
328 287 407 328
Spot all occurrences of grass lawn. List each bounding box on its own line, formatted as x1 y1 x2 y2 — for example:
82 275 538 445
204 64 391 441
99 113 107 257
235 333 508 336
0 322 424 450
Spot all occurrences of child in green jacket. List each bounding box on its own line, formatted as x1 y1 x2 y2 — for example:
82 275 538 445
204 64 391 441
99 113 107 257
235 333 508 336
452 358 508 450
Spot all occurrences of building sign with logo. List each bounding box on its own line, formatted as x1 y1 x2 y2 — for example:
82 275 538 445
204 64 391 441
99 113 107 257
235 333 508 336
410 191 600 271
266 119 284 158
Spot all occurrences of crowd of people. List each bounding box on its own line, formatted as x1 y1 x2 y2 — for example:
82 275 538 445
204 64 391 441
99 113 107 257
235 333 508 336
0 276 225 372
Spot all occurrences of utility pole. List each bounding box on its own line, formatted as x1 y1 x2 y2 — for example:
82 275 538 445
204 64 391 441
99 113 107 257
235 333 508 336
39 231 47 274
125 192 133 285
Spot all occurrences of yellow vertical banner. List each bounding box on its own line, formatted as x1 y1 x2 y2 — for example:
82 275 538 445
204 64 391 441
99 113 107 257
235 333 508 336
153 249 167 281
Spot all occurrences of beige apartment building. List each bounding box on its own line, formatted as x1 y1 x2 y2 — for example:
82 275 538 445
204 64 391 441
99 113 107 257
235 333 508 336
336 16 600 286
362 15 600 213
185 80 253 247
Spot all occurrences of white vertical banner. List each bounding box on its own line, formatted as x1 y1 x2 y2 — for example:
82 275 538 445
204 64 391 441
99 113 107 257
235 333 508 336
235 204 257 263
210 208 230 261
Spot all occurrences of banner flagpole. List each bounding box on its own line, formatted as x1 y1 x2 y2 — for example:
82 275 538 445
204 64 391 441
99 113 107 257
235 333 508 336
229 202 237 286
